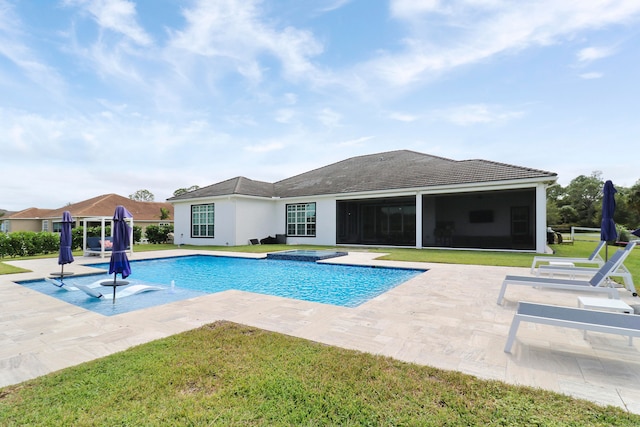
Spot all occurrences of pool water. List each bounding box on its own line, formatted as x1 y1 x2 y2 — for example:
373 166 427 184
18 255 425 316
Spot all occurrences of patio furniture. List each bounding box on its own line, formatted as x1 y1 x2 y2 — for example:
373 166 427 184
504 301 640 353
537 242 636 296
497 245 634 305
84 236 114 256
530 240 605 274
75 283 164 300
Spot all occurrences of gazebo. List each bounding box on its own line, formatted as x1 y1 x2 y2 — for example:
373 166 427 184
82 216 134 258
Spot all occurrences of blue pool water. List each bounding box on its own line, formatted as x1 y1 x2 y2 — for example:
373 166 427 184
18 255 425 316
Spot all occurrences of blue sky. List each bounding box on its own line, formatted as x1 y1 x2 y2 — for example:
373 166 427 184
2 0 640 211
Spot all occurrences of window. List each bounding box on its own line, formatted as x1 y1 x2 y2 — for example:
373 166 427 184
191 204 214 237
287 203 316 237
42 220 49 232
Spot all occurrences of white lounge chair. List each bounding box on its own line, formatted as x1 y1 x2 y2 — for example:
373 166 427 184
504 301 640 353
530 240 605 274
497 245 635 305
75 283 164 299
45 277 106 291
536 242 636 295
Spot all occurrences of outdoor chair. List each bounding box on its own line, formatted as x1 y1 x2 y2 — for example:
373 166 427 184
530 240 605 274
536 242 636 295
504 301 640 353
497 244 636 305
75 283 164 299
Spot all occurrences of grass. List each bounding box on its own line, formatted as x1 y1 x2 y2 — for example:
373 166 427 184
1 321 639 426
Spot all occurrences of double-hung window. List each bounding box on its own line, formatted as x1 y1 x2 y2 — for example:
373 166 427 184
286 203 316 237
192 204 214 237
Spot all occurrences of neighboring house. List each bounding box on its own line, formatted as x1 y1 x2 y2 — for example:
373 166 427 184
0 209 15 233
4 194 174 236
168 150 558 253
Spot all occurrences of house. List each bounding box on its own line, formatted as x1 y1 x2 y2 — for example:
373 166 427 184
4 194 173 236
0 209 15 233
168 150 558 253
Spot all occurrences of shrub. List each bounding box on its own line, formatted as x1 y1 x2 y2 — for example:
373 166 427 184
132 225 142 244
72 227 84 251
32 232 59 254
7 232 35 257
144 224 174 244
0 233 10 258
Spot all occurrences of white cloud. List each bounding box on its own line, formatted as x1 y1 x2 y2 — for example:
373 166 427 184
579 72 603 79
432 104 524 126
317 0 352 13
357 1 640 89
167 0 324 84
0 1 67 94
244 141 285 153
318 107 341 127
65 0 152 46
337 136 374 147
275 108 296 124
577 46 615 63
389 112 419 122
390 0 440 19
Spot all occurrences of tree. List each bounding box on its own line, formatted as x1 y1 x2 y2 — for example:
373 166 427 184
160 207 170 220
563 171 603 227
173 185 200 197
129 189 155 202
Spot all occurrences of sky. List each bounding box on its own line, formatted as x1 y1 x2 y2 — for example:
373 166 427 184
1 0 640 211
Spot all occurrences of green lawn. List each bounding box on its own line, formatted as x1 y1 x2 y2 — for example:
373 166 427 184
1 322 638 426
1 242 639 424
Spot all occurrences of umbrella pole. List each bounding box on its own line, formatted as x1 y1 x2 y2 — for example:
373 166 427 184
113 274 117 304
60 264 64 284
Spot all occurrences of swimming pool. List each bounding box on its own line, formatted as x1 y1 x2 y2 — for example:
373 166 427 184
18 255 425 316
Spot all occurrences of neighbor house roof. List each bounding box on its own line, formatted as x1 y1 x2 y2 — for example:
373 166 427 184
7 194 173 221
169 150 557 201
5 207 56 219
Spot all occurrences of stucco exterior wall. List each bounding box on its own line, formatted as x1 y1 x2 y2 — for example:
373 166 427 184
172 197 278 246
234 198 279 244
276 198 337 246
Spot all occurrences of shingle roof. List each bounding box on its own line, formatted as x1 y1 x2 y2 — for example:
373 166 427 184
5 208 54 219
169 150 557 200
168 177 275 200
7 194 173 221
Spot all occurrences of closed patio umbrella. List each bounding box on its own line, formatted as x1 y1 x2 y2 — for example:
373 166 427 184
600 180 618 261
56 211 74 282
107 205 132 303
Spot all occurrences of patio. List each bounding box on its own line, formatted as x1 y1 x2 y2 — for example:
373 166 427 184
2 250 640 413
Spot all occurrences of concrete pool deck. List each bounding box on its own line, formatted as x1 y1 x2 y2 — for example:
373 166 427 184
2 249 640 413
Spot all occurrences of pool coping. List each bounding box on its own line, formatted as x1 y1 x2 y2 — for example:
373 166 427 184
2 249 640 413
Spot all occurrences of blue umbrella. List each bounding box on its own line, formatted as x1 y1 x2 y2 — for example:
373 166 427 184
600 180 618 261
108 205 132 302
56 211 74 282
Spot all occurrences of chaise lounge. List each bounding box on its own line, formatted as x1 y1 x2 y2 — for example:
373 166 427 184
75 283 164 299
536 242 636 296
530 240 605 274
497 244 636 305
504 301 640 353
